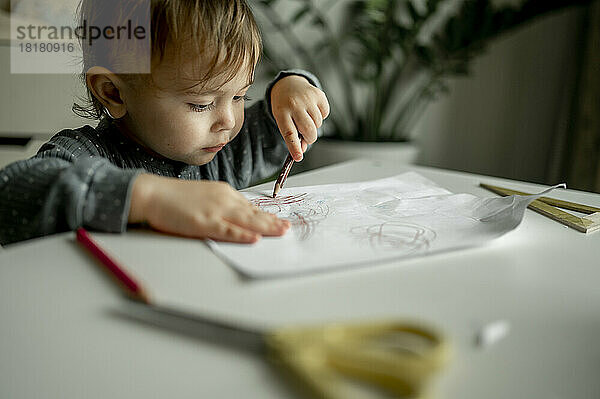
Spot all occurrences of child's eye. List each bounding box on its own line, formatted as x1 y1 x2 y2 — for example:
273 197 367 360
187 103 215 112
234 95 251 102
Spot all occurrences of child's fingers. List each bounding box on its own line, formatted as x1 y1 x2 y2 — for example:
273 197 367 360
307 105 323 129
293 111 318 145
260 208 291 233
227 207 289 237
206 219 261 243
317 90 330 119
275 113 303 161
248 209 290 236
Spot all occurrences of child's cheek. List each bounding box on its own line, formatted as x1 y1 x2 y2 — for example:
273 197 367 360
230 105 245 138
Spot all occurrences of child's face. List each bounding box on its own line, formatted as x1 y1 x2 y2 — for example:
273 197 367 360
118 50 253 166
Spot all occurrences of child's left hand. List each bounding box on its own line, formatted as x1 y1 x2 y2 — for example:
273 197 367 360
270 75 330 162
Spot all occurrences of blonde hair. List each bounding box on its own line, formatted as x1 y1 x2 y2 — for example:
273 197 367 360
73 0 262 120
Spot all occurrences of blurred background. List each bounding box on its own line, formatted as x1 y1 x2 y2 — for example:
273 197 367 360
1 0 598 192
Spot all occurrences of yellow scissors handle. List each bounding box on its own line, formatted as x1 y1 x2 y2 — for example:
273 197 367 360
267 321 450 398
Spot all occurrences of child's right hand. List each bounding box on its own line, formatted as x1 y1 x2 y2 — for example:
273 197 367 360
128 174 290 243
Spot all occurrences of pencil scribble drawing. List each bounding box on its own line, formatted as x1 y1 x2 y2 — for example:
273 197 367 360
290 202 330 240
350 222 436 253
250 193 308 213
251 193 330 241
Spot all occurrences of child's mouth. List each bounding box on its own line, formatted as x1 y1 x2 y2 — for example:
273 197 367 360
203 143 227 153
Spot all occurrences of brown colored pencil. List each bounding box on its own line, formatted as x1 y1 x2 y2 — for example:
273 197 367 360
273 153 295 198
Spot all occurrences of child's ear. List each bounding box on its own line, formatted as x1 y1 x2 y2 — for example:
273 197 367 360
86 66 128 119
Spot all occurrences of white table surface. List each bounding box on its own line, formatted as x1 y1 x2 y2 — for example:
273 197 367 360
1 159 599 399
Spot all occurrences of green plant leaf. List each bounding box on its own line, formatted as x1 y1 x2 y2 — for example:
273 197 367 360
407 1 421 24
257 0 278 6
290 5 311 23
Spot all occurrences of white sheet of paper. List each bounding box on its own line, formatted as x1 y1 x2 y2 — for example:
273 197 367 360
209 172 561 278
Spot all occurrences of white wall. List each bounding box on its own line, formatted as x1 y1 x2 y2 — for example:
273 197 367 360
0 7 91 168
413 7 585 184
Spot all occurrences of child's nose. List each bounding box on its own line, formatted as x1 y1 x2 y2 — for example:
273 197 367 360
212 106 236 132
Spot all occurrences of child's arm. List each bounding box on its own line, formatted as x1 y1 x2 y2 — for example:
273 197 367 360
0 138 141 245
0 131 289 245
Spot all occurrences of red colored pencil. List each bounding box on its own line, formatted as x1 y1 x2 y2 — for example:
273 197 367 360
76 228 150 304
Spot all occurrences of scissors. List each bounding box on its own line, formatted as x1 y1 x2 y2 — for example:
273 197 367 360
121 301 450 399
76 228 450 398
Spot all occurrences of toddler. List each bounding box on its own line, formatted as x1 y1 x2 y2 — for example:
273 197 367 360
0 0 329 246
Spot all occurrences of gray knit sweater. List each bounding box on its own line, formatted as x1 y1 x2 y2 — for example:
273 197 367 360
0 70 320 245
